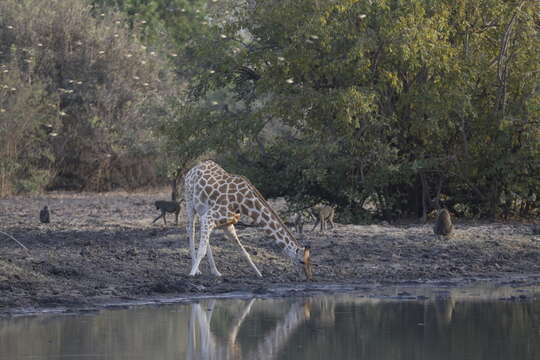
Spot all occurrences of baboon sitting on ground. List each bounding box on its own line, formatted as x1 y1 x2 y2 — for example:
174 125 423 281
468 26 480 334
152 200 181 225
433 208 453 240
292 210 315 235
280 210 308 235
311 205 336 232
39 206 50 224
294 212 305 235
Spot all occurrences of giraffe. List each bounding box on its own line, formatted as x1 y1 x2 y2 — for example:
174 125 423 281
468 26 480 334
184 160 313 280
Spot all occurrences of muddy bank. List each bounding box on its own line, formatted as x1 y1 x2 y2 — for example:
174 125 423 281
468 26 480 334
1 190 540 313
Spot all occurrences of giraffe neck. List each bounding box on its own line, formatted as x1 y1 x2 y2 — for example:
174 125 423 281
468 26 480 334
244 196 302 261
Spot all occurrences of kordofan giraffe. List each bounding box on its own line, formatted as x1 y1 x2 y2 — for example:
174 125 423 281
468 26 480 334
184 160 312 279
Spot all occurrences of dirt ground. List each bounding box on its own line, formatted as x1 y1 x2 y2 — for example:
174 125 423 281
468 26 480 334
1 189 540 313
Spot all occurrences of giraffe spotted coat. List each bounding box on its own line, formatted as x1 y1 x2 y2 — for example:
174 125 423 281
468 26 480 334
183 160 312 279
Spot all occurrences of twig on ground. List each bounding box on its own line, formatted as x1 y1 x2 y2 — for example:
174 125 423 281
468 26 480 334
0 230 30 252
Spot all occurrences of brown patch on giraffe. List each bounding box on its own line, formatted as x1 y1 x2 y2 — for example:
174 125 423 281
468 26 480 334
216 195 228 205
228 194 236 203
209 190 220 200
236 194 244 203
228 183 237 192
240 204 249 214
233 177 244 184
218 183 228 193
261 212 270 222
244 199 254 208
204 185 213 195
249 210 260 220
198 177 207 187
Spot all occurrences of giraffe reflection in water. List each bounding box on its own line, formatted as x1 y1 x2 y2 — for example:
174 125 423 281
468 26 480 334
186 298 313 360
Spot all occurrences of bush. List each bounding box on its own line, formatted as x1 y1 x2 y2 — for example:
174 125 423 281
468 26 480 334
0 0 179 194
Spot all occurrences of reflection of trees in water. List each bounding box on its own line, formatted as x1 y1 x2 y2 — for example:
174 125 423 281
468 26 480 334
0 307 192 358
279 295 540 360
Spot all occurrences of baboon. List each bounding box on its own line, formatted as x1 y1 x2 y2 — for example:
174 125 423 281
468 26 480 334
292 210 314 235
433 208 453 240
311 205 336 232
152 200 181 225
294 212 305 235
39 206 50 224
280 209 310 235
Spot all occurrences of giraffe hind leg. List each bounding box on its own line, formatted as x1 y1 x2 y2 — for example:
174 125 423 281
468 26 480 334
185 202 201 274
189 213 213 276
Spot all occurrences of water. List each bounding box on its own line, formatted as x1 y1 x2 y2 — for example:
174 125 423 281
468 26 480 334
1 284 540 360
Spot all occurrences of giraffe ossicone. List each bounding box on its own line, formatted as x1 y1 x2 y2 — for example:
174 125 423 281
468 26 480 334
183 160 313 280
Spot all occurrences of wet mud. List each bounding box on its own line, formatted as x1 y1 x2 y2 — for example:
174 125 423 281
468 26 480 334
1 190 540 313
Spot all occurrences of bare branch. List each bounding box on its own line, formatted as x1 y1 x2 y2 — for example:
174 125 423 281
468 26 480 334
0 231 29 252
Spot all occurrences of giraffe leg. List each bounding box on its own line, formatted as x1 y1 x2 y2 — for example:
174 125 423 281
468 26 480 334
189 213 214 276
185 201 201 274
223 224 262 278
206 244 222 277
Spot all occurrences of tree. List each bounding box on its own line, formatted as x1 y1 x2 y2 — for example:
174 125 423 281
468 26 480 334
0 0 181 193
160 0 540 219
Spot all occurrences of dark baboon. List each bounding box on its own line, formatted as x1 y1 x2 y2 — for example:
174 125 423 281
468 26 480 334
292 210 314 235
311 205 336 232
152 200 181 225
433 208 453 240
39 206 50 224
294 212 305 235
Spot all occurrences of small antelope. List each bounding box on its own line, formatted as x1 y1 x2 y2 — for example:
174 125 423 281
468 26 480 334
152 200 181 225
311 205 336 232
433 208 453 240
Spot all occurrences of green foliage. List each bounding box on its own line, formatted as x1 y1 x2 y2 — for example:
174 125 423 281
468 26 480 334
1 0 538 220
0 65 58 195
167 0 540 220
0 0 181 193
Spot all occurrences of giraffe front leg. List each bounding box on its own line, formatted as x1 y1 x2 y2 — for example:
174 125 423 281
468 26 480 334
185 203 201 275
189 214 214 276
224 224 263 278
206 244 222 277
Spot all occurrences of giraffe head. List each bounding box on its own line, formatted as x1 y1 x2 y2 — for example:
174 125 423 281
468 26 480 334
301 245 313 281
287 243 312 281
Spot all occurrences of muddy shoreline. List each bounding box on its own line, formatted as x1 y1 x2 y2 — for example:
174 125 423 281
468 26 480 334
1 190 540 314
